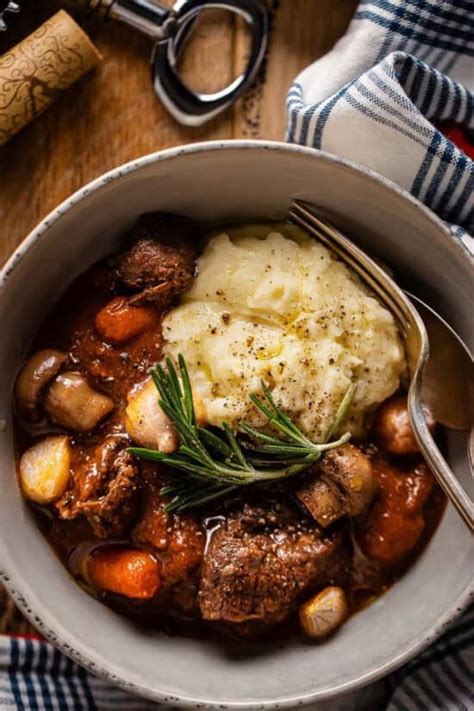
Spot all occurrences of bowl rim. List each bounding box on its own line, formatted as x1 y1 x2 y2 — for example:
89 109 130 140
1 139 472 709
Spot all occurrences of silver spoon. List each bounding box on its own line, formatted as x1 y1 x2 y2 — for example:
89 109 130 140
406 294 473 432
405 294 473 504
289 200 473 531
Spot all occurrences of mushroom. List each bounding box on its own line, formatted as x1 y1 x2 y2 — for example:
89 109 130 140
322 444 377 517
125 377 178 453
15 349 67 414
44 372 114 432
297 476 344 528
299 586 348 640
374 394 436 455
297 444 376 527
19 435 71 504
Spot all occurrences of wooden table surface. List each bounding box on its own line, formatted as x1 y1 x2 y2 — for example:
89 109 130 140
0 0 357 634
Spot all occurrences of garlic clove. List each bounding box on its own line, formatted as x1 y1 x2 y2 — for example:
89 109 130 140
299 586 348 640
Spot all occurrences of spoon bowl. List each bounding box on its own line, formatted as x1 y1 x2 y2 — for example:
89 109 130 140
407 293 473 432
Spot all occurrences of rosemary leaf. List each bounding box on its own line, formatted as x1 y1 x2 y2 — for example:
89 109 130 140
324 383 356 443
223 423 251 470
197 427 234 458
178 353 195 425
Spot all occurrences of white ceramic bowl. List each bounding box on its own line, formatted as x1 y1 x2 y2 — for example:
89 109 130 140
0 141 472 709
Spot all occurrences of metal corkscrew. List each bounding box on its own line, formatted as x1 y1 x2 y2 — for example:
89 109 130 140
64 0 269 126
0 1 20 31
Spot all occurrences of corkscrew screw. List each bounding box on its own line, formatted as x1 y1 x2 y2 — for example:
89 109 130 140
64 0 268 126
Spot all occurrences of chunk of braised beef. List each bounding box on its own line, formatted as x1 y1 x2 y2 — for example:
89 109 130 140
199 501 346 636
56 437 140 538
117 213 199 304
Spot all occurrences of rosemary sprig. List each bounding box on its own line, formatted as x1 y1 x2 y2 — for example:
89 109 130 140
129 355 354 513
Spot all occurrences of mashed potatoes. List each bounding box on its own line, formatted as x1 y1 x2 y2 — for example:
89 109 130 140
163 227 405 440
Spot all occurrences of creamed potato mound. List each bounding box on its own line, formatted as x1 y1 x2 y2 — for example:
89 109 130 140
163 228 405 440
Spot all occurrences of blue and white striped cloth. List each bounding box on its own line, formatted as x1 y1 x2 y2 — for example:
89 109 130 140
287 0 474 254
0 635 155 710
1 1 473 709
0 607 473 709
385 605 474 710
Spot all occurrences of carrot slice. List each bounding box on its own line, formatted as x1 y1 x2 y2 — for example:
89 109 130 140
88 547 161 599
95 296 159 344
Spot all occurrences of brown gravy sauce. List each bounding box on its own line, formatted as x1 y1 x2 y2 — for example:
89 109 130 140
14 257 446 643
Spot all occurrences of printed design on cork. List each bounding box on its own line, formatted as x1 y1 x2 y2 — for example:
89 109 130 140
0 10 101 145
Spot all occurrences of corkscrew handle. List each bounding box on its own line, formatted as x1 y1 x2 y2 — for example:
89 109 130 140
64 0 269 126
0 1 20 31
64 0 170 36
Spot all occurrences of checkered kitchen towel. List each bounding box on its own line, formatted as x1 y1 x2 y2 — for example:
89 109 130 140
287 0 474 254
0 1 473 709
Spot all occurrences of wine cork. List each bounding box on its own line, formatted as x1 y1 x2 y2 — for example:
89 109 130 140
0 10 102 146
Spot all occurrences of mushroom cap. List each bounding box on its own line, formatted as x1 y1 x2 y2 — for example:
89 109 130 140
321 444 377 517
44 372 114 432
15 349 67 414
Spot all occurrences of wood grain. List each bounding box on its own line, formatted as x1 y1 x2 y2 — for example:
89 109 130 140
234 0 356 139
0 0 357 635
